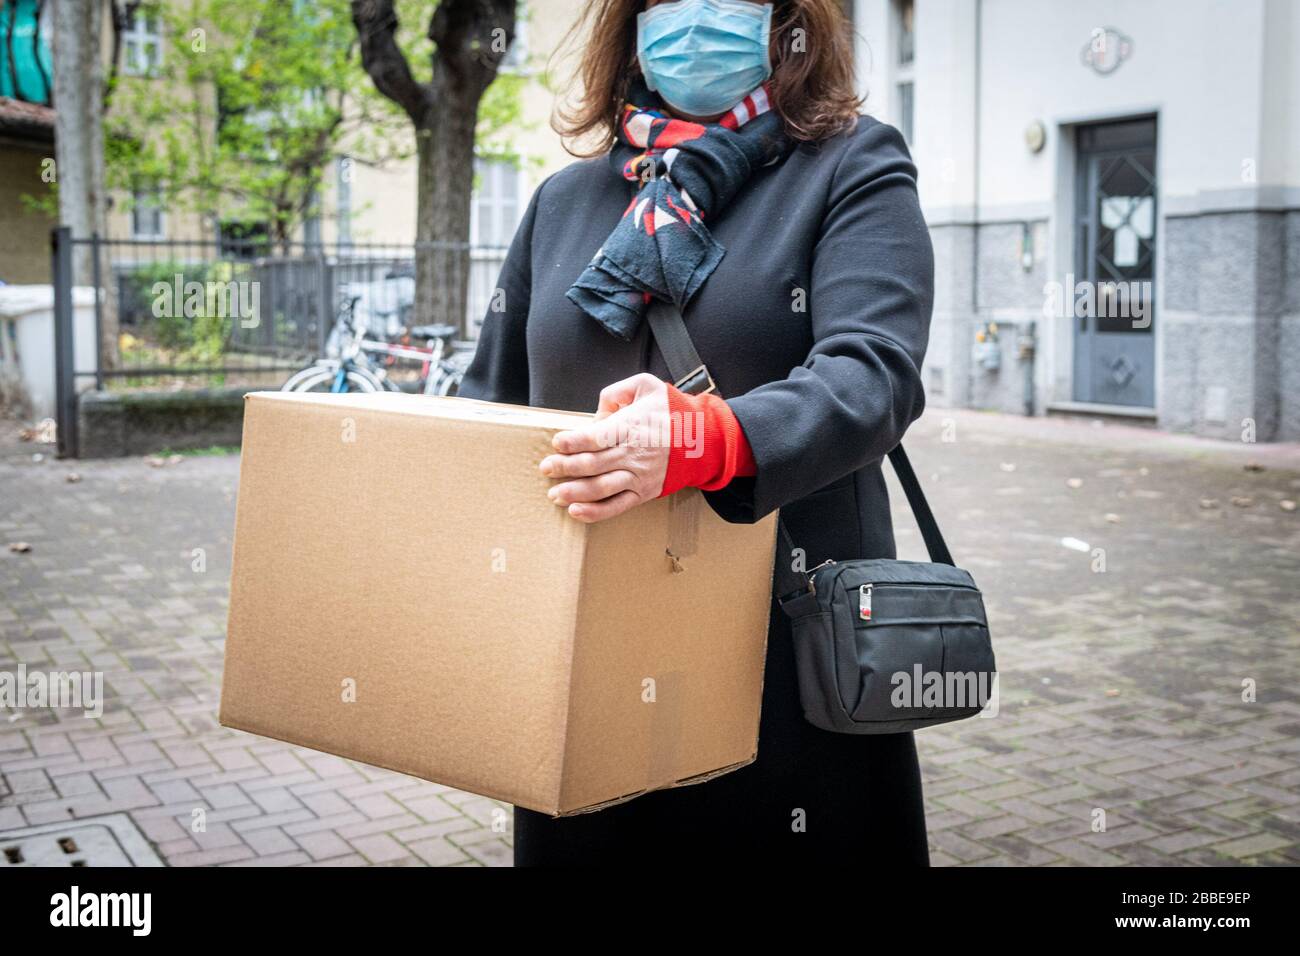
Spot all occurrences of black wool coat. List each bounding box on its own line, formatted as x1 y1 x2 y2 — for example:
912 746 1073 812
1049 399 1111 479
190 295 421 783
459 115 935 866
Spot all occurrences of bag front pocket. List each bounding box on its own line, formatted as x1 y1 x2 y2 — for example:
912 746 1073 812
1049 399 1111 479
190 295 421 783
847 582 991 723
849 621 945 722
939 622 997 714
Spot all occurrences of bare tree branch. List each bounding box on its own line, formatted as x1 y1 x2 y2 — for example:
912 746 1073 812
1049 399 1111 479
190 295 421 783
429 0 515 95
350 0 432 122
105 0 143 113
350 0 518 334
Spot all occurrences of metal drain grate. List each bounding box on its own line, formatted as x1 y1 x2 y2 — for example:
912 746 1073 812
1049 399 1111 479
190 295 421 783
0 814 163 867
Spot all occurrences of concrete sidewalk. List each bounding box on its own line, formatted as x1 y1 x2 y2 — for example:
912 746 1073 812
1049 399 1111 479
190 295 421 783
1 407 1297 866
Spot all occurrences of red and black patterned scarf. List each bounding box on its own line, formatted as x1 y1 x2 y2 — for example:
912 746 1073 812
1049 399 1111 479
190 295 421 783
566 79 794 341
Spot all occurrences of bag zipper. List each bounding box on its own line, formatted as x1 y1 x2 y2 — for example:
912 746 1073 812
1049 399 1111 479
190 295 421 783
810 562 978 624
857 580 979 623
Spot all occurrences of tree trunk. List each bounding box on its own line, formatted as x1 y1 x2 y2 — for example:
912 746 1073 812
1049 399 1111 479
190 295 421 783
416 94 477 335
53 0 119 371
351 0 516 339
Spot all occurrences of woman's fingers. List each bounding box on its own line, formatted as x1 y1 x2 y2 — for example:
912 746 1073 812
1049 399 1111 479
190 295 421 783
539 445 625 478
564 490 642 524
594 373 663 419
548 470 637 505
556 374 670 452
543 374 671 522
551 417 620 454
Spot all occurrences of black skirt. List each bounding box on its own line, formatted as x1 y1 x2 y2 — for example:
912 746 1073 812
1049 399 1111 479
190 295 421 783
513 603 930 866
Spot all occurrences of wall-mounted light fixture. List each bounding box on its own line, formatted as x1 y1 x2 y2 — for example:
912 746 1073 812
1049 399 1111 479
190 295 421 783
1025 120 1046 154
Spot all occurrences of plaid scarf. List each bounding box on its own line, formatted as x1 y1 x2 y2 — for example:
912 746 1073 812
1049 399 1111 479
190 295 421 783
566 79 794 341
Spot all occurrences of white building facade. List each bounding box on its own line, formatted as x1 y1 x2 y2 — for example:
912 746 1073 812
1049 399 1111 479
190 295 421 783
855 0 1300 441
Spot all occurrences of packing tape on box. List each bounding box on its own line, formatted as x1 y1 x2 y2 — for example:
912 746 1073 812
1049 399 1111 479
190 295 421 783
665 489 701 572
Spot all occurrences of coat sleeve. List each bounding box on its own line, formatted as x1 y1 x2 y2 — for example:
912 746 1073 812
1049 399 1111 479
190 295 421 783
704 120 934 524
457 175 548 405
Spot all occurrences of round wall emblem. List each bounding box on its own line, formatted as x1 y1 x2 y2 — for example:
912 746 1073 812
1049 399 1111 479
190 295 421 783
1081 26 1133 75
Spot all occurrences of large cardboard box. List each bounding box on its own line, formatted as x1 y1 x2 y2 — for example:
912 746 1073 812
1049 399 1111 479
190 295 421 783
219 391 777 816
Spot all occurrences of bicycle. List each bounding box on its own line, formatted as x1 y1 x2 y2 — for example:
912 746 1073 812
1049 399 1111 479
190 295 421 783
281 295 387 393
363 311 469 397
282 293 470 396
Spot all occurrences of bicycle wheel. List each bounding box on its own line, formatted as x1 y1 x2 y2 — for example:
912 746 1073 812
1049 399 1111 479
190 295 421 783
436 365 464 396
435 353 471 397
286 367 385 393
281 365 325 392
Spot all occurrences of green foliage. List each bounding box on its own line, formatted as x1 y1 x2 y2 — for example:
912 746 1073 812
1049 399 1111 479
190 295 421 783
106 0 529 246
151 445 240 457
120 259 229 360
107 0 413 244
477 70 528 166
19 179 58 218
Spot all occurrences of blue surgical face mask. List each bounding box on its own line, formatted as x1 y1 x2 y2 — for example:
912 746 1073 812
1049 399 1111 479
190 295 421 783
637 0 773 118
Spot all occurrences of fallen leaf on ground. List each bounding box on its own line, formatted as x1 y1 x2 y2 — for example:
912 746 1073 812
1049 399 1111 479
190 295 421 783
65 473 81 484
1067 477 1083 488
1281 500 1297 512
1105 689 1121 698
1199 498 1218 509
1104 513 1120 523
1244 461 1264 472
145 456 165 468
8 542 32 553
1230 496 1253 508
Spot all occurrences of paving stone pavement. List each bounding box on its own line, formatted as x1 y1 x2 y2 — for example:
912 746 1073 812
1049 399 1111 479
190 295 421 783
1 408 1298 867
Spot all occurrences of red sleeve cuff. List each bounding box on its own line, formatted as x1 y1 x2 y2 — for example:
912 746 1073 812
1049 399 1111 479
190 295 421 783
658 384 757 498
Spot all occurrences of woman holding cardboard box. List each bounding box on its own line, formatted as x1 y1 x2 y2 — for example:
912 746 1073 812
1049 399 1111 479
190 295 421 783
461 0 934 865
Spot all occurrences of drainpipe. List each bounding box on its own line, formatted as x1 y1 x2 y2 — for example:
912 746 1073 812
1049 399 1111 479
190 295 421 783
970 0 982 407
1019 320 1037 416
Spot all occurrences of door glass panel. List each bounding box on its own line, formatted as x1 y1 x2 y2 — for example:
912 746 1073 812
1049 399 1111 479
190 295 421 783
1100 196 1153 267
1092 149 1155 333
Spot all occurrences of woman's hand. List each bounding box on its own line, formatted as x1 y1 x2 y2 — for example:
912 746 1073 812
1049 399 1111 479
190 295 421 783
539 373 671 523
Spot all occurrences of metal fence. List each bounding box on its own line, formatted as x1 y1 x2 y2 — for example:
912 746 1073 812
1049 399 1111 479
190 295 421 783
50 229 505 456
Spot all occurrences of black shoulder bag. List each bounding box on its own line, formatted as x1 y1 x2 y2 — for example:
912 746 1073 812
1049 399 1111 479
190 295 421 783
647 301 997 734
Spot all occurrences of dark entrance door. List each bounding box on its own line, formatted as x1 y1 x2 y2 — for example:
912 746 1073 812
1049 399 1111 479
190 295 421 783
1072 117 1157 407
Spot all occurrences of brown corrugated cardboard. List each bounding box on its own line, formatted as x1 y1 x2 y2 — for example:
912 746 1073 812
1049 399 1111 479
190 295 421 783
219 391 776 816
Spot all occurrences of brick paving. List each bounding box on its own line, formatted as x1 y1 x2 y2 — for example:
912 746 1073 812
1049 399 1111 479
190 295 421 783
895 410 1300 867
1 407 1298 866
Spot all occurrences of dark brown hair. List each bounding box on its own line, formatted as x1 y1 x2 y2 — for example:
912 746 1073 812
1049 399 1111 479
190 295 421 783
550 0 863 156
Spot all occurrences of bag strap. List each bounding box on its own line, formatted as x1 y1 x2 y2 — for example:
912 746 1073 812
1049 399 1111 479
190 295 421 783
646 300 718 397
644 300 955 601
885 444 955 568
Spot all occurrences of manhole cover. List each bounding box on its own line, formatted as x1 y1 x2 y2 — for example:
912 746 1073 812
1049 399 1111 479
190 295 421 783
0 813 163 867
